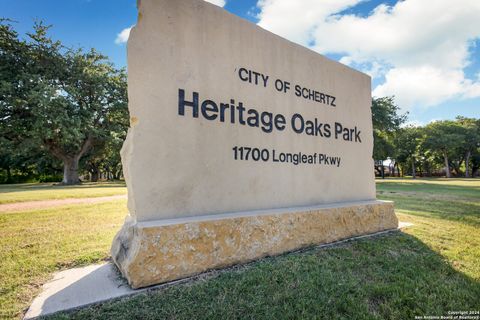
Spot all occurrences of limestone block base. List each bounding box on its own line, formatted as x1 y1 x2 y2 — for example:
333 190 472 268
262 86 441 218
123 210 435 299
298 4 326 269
111 200 397 289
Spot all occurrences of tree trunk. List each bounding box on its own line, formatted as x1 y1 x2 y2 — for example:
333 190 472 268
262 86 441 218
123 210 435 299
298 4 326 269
62 157 80 185
465 150 471 178
6 167 11 183
443 152 451 178
451 159 462 177
412 157 416 179
473 166 479 177
113 168 122 180
90 167 99 182
381 161 385 179
44 135 94 186
425 162 431 177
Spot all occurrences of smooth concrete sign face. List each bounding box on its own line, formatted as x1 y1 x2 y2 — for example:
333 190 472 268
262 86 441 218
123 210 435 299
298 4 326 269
112 0 397 288
126 0 375 220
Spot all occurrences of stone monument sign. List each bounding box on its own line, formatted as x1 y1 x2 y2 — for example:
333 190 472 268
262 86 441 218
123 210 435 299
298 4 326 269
111 0 398 289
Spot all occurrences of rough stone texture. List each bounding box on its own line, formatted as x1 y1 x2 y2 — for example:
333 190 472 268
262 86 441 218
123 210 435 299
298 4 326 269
112 200 397 289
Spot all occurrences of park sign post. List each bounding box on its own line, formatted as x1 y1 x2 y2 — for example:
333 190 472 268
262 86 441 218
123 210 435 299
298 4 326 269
111 0 398 289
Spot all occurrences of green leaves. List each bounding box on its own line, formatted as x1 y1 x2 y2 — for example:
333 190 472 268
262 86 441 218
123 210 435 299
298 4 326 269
372 96 407 133
0 20 128 183
370 95 480 178
422 121 464 152
371 96 407 161
394 126 421 163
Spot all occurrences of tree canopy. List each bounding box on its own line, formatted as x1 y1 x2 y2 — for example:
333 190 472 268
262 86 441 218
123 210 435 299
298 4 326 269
0 20 128 184
371 96 407 178
370 96 479 178
0 20 478 184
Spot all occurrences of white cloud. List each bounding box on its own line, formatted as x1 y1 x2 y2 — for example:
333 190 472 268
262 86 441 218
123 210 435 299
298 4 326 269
372 66 467 108
115 26 133 45
204 0 226 7
256 0 480 110
258 0 360 45
402 120 424 128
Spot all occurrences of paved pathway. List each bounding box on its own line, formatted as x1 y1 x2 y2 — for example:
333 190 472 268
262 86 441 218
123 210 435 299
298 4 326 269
0 194 127 213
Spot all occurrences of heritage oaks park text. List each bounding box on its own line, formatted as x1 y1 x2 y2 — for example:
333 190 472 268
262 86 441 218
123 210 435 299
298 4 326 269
178 90 362 142
177 67 362 142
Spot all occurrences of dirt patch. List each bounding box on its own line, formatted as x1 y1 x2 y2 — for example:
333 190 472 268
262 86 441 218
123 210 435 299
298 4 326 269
0 194 127 213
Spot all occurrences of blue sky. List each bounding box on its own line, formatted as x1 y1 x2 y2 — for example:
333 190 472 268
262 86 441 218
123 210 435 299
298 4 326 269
1 0 479 125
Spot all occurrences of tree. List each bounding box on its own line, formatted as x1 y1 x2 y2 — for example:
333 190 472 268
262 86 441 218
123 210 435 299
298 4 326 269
472 150 480 177
372 96 408 133
455 117 480 178
422 121 465 178
373 131 394 178
0 21 128 184
83 128 127 182
394 126 421 178
371 96 407 178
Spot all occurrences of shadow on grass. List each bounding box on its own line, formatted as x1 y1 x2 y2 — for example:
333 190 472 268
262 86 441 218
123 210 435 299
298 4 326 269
45 232 480 320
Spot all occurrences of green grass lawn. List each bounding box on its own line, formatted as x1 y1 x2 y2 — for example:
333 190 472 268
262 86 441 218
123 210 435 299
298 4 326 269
0 200 127 319
0 182 126 204
0 179 479 319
